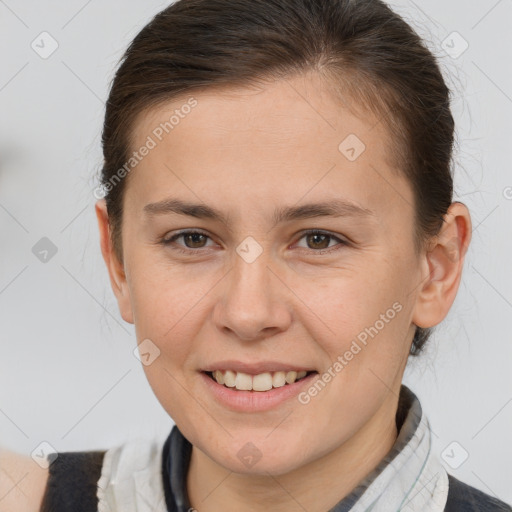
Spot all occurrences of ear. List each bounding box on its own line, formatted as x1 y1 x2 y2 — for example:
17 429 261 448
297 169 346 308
412 201 472 329
95 199 134 324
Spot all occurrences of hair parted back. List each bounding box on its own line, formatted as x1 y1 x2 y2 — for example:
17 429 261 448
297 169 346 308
100 0 455 356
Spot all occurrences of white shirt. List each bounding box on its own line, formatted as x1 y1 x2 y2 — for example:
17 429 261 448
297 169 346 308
96 385 449 511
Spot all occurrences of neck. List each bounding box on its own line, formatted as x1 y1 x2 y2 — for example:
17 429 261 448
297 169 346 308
186 391 400 512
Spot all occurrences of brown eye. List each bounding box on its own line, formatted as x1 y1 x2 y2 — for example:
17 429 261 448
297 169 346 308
295 230 347 254
305 233 331 250
182 232 208 248
162 230 214 252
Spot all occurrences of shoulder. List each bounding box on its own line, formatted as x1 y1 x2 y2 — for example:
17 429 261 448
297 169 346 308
1 444 106 512
1 436 169 512
445 473 512 511
0 447 49 512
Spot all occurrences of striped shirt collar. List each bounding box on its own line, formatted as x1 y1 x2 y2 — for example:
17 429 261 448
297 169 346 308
162 384 449 511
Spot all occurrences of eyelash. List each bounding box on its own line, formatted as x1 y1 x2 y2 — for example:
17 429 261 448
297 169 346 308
160 229 347 256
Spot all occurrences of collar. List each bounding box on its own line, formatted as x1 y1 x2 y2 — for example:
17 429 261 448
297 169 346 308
163 384 449 511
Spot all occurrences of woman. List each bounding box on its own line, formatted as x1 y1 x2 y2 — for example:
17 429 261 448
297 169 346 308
2 0 510 510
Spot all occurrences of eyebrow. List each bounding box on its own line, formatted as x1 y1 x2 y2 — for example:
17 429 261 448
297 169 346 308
143 198 375 225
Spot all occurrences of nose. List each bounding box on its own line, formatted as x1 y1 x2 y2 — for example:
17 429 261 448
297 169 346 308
212 248 292 341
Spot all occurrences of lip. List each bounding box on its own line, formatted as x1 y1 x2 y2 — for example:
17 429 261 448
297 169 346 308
200 370 318 412
202 359 316 375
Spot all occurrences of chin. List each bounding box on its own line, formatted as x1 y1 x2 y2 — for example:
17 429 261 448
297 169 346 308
203 434 308 476
226 451 304 476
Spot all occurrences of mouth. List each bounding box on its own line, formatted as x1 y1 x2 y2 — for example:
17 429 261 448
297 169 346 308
202 369 318 392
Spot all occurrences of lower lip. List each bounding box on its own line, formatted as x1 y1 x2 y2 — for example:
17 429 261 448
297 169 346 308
199 371 318 412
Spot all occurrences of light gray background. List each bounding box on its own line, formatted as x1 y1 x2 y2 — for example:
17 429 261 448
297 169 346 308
1 0 511 505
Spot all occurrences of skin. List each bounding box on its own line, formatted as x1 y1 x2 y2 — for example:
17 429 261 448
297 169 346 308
95 71 471 512
0 448 48 511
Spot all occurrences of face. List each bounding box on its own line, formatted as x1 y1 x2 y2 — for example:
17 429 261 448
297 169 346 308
97 72 434 475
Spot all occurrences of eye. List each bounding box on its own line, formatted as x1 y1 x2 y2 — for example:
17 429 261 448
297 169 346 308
161 230 215 254
294 229 347 254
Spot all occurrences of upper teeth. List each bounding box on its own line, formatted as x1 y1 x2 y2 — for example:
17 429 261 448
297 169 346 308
212 370 308 391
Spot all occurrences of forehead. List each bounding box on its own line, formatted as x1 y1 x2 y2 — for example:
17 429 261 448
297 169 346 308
125 73 413 220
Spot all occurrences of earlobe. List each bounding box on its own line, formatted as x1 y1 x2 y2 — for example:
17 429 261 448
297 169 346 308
94 199 134 324
411 202 472 329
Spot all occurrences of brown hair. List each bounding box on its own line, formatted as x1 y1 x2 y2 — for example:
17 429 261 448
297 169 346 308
99 0 455 356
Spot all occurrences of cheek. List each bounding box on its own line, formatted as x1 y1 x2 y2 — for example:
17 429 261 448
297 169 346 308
295 259 413 374
293 271 412 432
128 270 211 412
302 264 403 329
133 296 204 423
127 253 215 338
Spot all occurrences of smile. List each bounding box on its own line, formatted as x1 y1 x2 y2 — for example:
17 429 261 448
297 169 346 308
204 370 316 391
